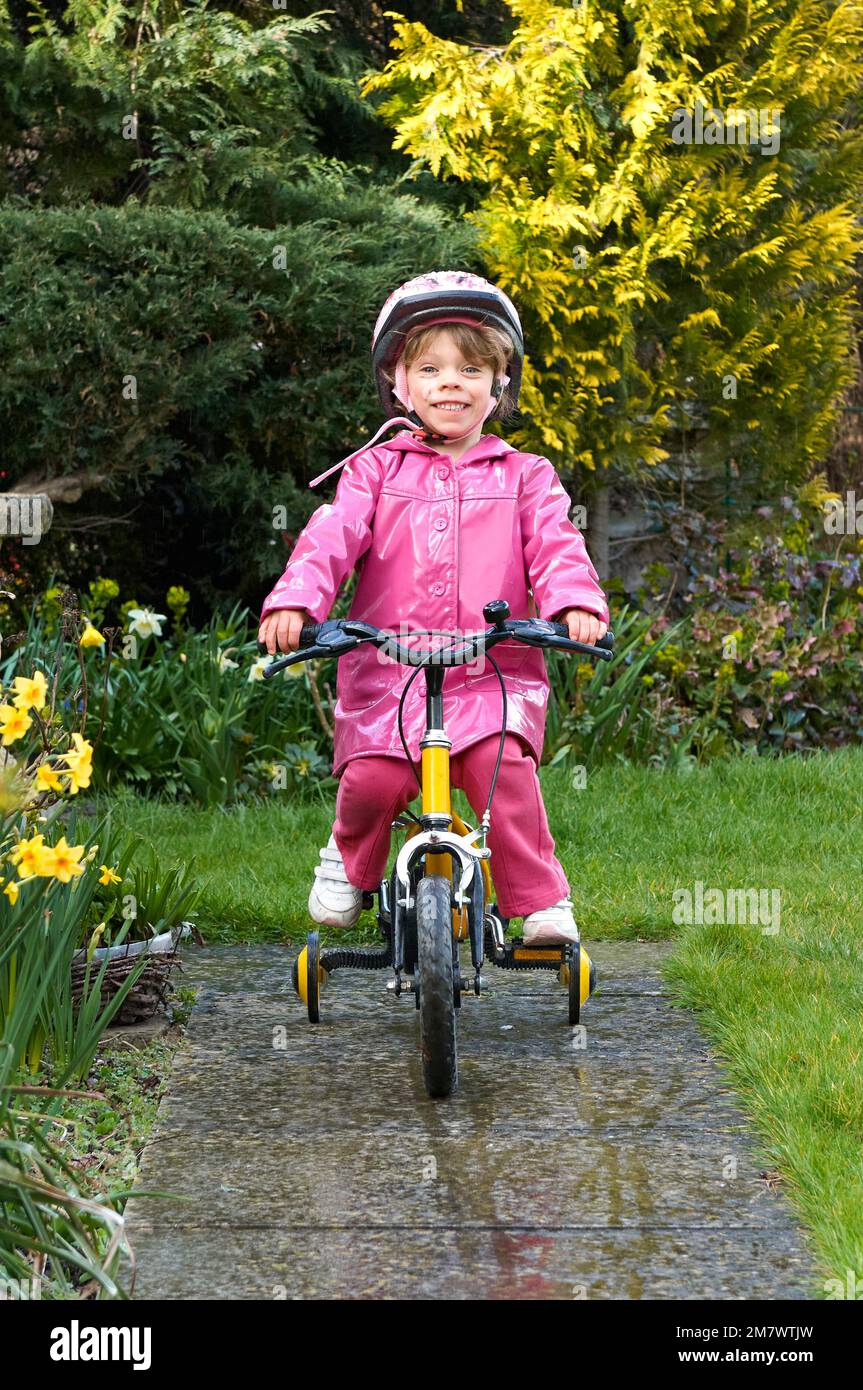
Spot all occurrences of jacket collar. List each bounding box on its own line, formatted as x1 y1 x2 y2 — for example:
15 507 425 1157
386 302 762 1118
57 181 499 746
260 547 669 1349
378 430 517 465
308 420 516 490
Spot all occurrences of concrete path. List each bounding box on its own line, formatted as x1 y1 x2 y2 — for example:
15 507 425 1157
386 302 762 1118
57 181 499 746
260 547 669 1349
121 942 816 1299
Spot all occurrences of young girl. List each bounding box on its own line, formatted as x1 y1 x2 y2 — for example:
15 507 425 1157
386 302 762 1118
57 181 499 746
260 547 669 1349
258 270 609 945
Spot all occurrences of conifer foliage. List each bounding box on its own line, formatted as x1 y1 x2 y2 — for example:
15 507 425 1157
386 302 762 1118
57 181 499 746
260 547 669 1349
363 1 863 484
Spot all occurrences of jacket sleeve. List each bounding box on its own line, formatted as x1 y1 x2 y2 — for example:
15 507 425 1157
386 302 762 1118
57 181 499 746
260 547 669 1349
518 455 609 624
260 449 386 625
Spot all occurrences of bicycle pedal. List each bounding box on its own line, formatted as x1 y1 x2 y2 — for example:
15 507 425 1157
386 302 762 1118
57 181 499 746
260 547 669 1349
488 938 570 971
511 944 567 962
508 935 567 956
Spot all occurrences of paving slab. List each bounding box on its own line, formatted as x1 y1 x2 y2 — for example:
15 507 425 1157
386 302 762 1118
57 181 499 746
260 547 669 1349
120 942 817 1300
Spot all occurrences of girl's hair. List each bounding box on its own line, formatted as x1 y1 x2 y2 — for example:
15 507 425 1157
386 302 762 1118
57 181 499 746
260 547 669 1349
383 321 518 423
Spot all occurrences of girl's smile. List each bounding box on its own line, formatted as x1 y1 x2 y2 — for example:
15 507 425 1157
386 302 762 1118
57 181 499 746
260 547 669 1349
405 329 495 455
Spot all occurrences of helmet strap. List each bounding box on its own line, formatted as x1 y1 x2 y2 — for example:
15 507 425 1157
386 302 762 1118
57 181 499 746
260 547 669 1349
407 414 453 443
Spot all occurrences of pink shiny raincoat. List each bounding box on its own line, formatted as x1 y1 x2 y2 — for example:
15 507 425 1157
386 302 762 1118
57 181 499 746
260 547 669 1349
260 431 609 777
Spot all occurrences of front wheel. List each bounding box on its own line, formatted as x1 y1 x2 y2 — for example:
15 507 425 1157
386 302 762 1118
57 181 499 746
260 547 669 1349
416 875 458 1098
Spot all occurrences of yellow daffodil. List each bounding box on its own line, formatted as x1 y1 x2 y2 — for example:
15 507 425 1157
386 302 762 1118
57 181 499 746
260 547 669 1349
65 732 94 765
10 833 53 878
80 622 106 648
11 670 48 712
45 836 85 883
0 703 32 746
35 763 65 793
58 733 94 794
64 764 92 795
3 879 19 905
99 864 121 886
68 766 92 795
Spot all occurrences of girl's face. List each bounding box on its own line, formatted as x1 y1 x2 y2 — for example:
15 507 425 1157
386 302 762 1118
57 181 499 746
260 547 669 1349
405 329 496 438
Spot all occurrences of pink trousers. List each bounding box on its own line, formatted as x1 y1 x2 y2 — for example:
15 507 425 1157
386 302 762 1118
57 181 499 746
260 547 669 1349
332 734 570 919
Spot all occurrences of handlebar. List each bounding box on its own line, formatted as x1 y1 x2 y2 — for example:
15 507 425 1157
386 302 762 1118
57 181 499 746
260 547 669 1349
260 602 614 679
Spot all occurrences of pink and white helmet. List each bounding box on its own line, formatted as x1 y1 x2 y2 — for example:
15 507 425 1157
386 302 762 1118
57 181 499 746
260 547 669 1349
308 271 523 489
371 269 524 419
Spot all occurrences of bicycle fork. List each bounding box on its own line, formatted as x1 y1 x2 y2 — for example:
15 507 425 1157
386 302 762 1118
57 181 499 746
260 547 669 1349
392 665 490 996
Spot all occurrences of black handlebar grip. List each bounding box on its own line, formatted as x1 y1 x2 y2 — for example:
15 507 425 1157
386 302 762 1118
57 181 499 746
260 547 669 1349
298 623 321 648
550 620 615 650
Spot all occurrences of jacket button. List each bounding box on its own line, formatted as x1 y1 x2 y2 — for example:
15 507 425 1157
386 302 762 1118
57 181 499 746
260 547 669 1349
435 466 450 480
431 581 445 596
433 517 447 530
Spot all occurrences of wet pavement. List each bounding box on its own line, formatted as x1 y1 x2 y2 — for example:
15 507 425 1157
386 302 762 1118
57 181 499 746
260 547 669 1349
120 943 817 1299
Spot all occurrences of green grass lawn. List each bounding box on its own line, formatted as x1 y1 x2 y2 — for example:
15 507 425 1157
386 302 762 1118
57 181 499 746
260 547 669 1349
85 746 863 1291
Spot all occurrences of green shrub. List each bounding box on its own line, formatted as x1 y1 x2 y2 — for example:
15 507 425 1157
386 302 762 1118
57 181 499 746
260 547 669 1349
0 193 479 619
546 604 686 767
628 494 863 760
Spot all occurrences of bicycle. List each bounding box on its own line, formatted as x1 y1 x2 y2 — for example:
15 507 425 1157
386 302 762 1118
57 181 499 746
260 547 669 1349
262 599 614 1098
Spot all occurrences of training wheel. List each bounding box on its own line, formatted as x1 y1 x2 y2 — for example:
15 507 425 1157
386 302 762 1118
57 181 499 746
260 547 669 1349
292 929 327 1023
563 940 595 1026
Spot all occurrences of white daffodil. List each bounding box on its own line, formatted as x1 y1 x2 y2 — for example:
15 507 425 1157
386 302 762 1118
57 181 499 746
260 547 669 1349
218 648 239 673
127 608 168 639
248 655 272 681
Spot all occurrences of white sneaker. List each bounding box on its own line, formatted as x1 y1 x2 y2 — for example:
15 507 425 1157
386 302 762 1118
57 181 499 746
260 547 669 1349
308 833 364 928
522 898 579 946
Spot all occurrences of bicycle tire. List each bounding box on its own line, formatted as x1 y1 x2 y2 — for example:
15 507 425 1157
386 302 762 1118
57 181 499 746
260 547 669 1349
568 940 581 1026
307 929 321 1024
416 875 458 1098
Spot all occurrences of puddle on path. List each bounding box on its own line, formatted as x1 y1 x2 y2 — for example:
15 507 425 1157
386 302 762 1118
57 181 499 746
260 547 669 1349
121 943 815 1300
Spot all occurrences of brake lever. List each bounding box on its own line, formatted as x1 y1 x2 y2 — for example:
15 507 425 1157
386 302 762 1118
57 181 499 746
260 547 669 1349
262 628 361 678
544 635 614 661
262 647 325 678
507 618 615 661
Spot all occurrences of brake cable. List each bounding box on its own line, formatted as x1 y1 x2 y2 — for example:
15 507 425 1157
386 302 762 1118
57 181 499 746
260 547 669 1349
393 631 509 845
396 664 425 799
395 628 486 797
481 651 508 839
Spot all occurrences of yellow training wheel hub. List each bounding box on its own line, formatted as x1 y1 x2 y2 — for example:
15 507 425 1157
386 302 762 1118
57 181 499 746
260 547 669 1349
295 945 310 1005
580 945 592 1005
560 946 594 1005
293 944 327 1006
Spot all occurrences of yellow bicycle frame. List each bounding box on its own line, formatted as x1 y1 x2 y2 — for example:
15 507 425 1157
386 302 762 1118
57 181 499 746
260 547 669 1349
414 735 493 940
